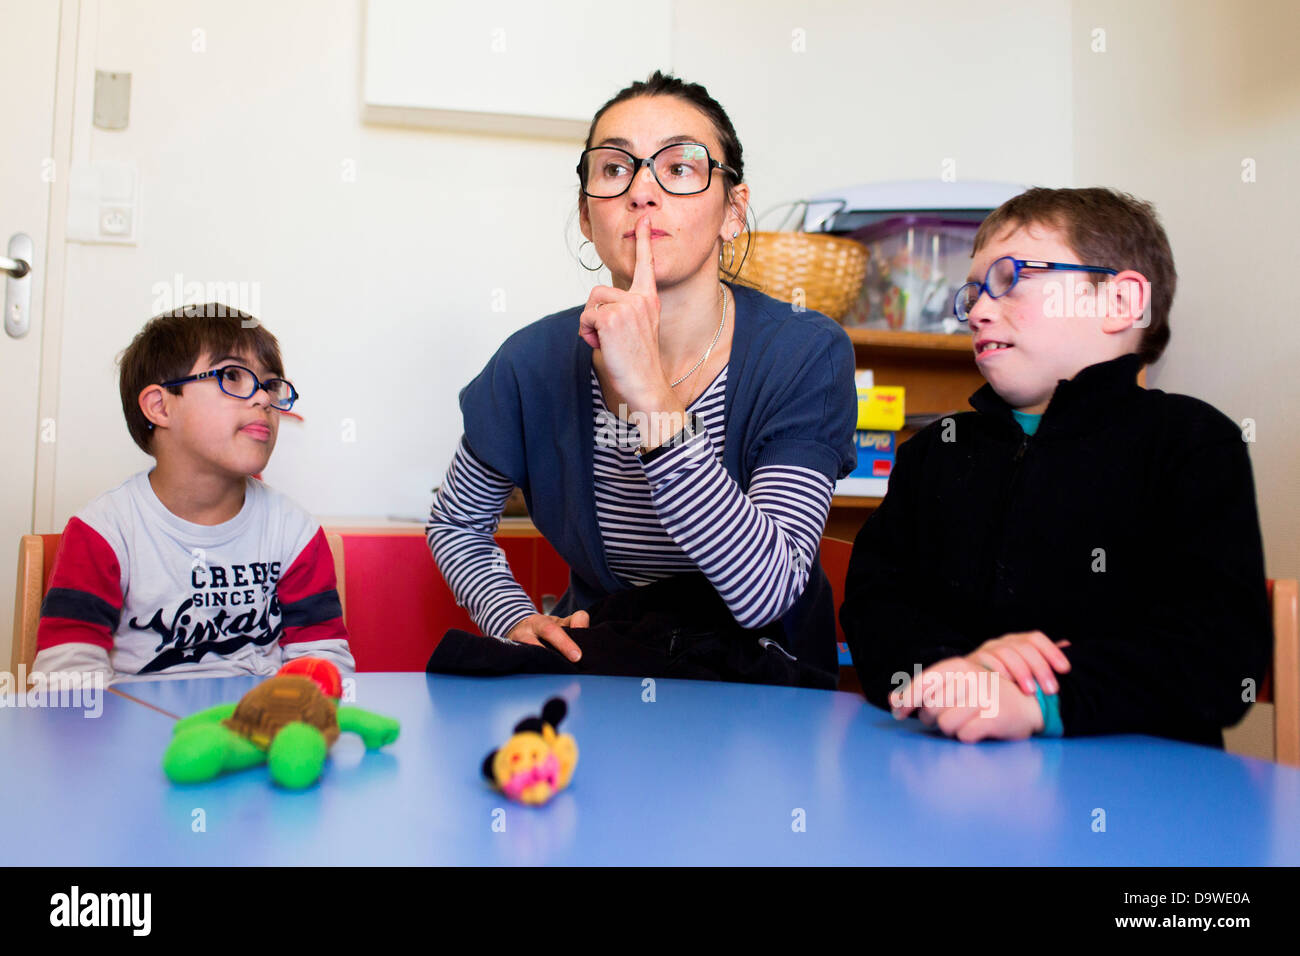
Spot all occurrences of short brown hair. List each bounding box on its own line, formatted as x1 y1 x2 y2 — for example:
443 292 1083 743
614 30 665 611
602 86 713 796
118 303 284 453
972 187 1176 364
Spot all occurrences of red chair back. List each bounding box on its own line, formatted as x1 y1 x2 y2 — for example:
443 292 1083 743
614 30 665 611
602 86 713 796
340 532 569 672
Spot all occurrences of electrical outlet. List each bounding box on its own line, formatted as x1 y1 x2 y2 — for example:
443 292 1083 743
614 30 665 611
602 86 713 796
68 161 139 245
100 205 133 237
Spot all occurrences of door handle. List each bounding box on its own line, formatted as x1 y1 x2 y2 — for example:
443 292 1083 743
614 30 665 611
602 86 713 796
1 254 29 277
4 233 33 338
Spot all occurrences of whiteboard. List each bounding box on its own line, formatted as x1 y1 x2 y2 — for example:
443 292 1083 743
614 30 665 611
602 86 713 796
363 0 673 140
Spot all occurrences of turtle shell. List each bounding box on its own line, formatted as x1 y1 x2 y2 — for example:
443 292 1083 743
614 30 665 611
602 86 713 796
222 674 340 750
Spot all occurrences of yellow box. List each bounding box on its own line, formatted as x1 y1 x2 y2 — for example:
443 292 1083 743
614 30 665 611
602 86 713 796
857 386 905 431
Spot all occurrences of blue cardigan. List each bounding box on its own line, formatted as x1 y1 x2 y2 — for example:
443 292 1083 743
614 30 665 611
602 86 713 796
458 281 858 676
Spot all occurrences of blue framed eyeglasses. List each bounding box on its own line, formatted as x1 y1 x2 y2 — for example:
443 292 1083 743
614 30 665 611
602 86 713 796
954 255 1119 321
160 364 298 411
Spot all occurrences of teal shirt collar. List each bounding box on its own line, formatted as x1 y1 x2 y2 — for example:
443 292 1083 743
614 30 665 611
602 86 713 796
1012 410 1042 436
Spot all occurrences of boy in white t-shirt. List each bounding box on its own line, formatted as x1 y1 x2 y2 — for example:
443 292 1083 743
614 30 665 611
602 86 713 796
31 303 355 683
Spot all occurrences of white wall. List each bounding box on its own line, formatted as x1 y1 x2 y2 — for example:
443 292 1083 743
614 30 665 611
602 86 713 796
44 0 1073 529
1072 0 1300 585
681 0 1073 202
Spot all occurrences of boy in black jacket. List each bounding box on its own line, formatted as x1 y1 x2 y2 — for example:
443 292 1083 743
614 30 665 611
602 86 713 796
840 187 1271 747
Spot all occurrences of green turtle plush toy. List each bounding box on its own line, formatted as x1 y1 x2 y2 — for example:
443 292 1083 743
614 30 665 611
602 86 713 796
162 657 399 790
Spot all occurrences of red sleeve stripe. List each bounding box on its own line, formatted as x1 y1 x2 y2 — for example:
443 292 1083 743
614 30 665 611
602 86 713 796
276 527 349 646
277 528 338 603
36 517 122 652
36 615 116 651
45 517 122 608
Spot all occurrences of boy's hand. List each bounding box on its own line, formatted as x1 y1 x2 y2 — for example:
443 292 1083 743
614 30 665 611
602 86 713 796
890 656 1045 742
971 631 1071 696
505 611 589 663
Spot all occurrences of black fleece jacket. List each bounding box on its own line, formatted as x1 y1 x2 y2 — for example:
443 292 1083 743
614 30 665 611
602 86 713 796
840 352 1272 747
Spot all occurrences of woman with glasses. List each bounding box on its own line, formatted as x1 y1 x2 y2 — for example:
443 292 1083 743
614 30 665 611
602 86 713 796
426 72 857 687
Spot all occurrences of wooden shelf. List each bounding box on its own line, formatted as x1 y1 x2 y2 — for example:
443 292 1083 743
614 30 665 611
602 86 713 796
825 502 876 542
847 326 986 432
830 495 883 509
827 328 980 540
845 327 974 357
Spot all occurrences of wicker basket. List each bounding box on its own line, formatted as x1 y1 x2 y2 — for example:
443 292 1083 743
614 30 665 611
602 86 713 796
735 231 869 321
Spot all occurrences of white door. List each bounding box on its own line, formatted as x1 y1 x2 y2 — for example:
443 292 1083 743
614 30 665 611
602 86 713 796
1 0 63 668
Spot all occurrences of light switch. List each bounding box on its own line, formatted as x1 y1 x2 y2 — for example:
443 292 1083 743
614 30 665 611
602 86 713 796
99 164 136 201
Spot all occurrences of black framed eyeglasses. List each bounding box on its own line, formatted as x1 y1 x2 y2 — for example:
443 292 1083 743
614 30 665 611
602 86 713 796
577 142 739 198
953 255 1119 321
160 364 298 411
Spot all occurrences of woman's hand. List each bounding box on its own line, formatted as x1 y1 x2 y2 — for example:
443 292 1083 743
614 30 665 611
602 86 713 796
505 610 589 663
578 214 673 415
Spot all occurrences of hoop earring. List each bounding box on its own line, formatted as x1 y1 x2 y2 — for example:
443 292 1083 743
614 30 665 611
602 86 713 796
720 240 736 272
578 240 604 272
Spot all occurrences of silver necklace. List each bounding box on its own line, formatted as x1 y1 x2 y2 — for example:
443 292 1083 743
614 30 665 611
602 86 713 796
669 285 728 388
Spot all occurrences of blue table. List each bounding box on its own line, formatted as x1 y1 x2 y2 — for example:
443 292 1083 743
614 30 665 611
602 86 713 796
3 673 1299 865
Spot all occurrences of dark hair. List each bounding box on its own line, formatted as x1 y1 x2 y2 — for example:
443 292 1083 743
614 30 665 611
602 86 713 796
118 303 284 453
972 186 1176 365
581 70 752 284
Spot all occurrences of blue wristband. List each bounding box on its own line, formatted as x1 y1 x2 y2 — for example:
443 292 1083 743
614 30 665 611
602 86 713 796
1033 684 1065 737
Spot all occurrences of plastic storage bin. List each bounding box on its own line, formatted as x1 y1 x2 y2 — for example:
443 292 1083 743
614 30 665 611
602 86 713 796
842 216 978 333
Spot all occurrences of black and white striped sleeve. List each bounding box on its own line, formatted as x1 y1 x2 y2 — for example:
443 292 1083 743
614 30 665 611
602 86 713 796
425 436 538 638
641 430 834 629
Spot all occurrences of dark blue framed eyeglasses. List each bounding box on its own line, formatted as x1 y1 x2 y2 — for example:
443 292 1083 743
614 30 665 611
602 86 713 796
954 255 1119 321
160 364 298 411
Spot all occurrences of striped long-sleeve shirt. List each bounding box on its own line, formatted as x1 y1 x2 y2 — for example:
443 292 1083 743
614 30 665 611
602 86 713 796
427 365 834 638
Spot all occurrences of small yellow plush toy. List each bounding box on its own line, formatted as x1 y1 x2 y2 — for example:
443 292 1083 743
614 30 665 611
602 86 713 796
482 697 578 806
